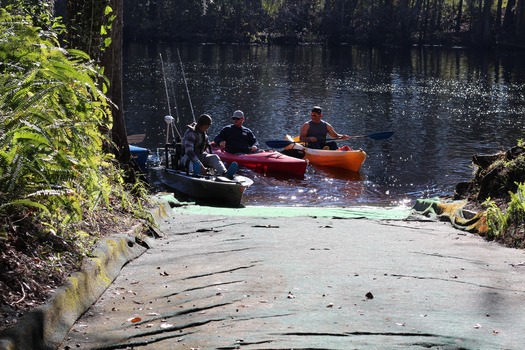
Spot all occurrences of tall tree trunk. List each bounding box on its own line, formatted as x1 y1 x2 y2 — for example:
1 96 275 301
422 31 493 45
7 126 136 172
420 0 430 43
517 0 525 38
480 0 494 46
436 0 444 32
455 0 464 33
101 0 131 167
495 0 503 34
502 0 516 34
66 0 132 175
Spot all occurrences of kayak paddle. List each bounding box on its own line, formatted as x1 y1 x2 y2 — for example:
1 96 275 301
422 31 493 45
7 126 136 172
265 140 298 148
265 131 394 149
347 131 394 140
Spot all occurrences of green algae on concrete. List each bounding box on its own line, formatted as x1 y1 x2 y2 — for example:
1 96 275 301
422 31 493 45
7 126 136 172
0 234 148 350
158 194 411 220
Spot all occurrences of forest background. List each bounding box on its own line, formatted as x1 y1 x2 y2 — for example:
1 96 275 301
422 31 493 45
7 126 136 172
118 0 525 48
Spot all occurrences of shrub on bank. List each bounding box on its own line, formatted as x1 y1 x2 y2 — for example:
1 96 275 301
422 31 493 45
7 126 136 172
0 7 149 312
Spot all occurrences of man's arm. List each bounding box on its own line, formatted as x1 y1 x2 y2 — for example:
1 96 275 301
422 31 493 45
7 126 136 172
327 123 349 140
248 129 259 150
213 127 226 144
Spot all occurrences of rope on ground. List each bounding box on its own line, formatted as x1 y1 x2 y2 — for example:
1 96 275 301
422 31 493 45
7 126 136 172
409 198 488 235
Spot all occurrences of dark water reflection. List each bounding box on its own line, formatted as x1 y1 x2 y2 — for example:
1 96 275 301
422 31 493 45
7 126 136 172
123 43 525 207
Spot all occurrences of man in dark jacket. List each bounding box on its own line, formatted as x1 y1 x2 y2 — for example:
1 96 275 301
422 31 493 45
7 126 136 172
214 110 259 154
182 114 237 178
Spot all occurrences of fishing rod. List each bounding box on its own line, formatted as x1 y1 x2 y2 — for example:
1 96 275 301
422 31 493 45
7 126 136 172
159 53 182 142
177 48 196 123
159 53 172 116
165 51 181 126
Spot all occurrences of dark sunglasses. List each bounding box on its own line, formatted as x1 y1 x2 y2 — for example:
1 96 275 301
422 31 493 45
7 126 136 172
231 117 242 120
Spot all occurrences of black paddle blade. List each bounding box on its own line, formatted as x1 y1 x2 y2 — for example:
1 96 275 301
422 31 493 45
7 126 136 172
265 140 294 148
367 131 393 140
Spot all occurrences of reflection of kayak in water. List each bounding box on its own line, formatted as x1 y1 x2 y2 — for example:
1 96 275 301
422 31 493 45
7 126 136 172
309 163 365 181
283 135 367 172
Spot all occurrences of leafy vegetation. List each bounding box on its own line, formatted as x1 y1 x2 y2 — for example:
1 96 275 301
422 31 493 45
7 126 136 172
124 0 525 47
486 182 525 247
0 5 149 316
484 140 525 247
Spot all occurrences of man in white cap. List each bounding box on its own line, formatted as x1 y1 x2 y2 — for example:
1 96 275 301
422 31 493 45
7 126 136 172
214 110 259 154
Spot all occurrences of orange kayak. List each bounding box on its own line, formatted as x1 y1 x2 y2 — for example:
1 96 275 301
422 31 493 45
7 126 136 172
285 136 366 172
303 147 366 171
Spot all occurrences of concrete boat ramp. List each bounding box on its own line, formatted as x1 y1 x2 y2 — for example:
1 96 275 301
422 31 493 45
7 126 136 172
56 201 525 349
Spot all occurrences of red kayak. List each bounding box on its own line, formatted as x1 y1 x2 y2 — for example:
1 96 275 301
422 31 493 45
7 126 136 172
212 146 307 177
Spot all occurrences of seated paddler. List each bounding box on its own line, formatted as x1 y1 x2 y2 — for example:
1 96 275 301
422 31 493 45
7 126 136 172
299 106 349 150
214 110 259 154
181 114 237 178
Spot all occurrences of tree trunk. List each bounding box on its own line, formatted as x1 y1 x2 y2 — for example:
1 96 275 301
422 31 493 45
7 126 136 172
420 0 430 43
66 0 132 175
480 0 494 46
455 0 464 33
495 0 503 34
101 0 131 167
517 0 525 38
502 0 516 34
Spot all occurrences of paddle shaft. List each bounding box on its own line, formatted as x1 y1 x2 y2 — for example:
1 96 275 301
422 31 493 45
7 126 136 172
301 131 393 142
332 131 393 141
265 131 393 149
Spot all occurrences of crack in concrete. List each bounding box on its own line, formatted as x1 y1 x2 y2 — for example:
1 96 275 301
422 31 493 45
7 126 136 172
411 251 487 264
159 279 246 299
182 264 257 280
205 247 252 255
280 330 459 338
91 318 228 349
183 279 246 292
389 273 525 292
91 332 194 350
216 339 275 348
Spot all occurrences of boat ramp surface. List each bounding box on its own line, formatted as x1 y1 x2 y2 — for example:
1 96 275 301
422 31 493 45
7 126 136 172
57 202 525 349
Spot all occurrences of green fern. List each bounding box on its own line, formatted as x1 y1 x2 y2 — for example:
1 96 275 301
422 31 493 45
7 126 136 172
1 7 150 244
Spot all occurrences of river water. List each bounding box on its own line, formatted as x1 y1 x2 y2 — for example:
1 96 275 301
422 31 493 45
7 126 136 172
123 43 525 208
